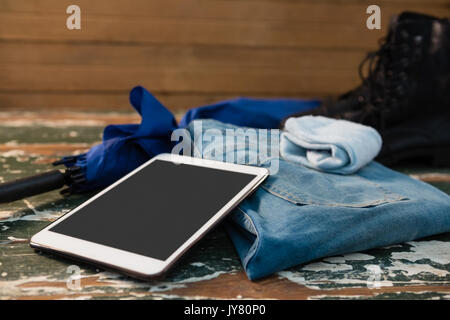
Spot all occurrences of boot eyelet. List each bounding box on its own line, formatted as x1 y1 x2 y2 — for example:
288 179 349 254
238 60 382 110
414 35 423 44
400 30 409 39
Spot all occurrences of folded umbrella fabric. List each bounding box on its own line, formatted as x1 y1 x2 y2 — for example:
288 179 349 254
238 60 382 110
179 96 319 129
280 116 382 174
57 86 319 193
57 86 178 193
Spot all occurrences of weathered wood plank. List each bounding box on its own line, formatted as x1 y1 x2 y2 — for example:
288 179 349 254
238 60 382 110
0 111 140 125
0 42 366 103
0 11 386 49
10 271 450 300
0 92 311 112
0 0 447 25
0 64 358 94
0 42 365 109
0 4 447 49
0 112 449 300
1 1 448 111
0 42 367 69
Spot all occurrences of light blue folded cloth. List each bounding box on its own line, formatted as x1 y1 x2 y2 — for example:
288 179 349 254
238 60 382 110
280 116 382 174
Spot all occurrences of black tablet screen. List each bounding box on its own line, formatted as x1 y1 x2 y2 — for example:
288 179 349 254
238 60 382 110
50 159 256 260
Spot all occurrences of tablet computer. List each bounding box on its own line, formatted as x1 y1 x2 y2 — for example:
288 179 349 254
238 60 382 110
30 153 268 279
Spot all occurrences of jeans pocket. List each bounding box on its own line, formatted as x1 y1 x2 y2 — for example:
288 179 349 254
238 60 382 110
261 159 407 208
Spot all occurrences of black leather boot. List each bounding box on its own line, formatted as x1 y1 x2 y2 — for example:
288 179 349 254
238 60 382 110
282 11 450 166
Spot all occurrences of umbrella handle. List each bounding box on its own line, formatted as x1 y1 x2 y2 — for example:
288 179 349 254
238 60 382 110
0 170 66 204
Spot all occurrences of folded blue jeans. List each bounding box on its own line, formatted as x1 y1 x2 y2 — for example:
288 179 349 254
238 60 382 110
185 120 450 280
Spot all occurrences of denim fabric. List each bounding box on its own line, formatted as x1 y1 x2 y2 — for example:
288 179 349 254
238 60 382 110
186 119 450 280
58 86 319 193
281 116 382 174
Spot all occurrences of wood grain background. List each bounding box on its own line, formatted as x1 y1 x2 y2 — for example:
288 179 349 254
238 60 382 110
0 0 448 111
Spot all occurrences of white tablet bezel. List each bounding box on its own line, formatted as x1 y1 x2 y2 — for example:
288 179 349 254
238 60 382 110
30 153 269 279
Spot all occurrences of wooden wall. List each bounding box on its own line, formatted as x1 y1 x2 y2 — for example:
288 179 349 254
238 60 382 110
0 0 448 112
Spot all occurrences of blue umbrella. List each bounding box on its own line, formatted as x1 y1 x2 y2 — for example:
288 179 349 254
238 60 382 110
54 86 178 193
0 86 319 201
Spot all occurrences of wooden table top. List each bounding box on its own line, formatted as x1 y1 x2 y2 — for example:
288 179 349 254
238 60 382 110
0 111 449 300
